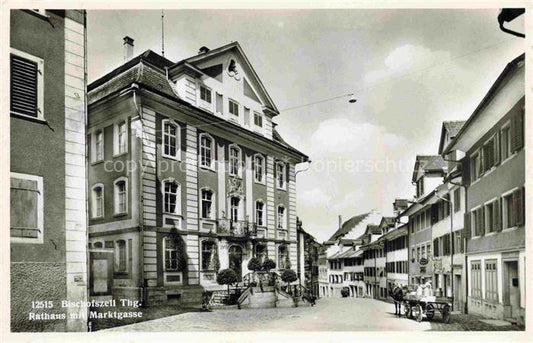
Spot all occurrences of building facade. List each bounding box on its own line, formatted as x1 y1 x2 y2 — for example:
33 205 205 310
86 40 308 306
10 9 88 332
296 221 321 298
444 54 525 324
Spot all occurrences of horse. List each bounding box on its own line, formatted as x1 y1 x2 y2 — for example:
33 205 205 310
388 284 407 316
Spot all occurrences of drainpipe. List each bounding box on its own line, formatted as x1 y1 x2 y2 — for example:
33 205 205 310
83 10 90 329
130 84 145 306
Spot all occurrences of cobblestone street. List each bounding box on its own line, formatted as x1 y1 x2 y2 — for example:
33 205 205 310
102 297 524 332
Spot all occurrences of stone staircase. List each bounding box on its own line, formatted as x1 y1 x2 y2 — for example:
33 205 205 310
237 286 313 309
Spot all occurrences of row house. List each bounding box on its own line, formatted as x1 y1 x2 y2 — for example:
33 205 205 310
319 212 381 298
360 224 385 299
9 9 88 332
402 155 447 287
296 220 321 298
443 53 525 324
87 39 308 306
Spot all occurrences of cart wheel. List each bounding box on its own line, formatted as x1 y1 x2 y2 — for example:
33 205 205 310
403 302 411 319
442 304 451 324
426 304 435 321
412 304 423 322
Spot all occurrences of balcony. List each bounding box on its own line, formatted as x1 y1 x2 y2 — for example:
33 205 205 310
217 218 257 238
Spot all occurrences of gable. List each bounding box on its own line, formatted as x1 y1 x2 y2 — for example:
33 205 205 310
178 43 279 115
201 64 223 82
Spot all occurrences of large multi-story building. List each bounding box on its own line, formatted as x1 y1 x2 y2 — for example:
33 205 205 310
443 53 525 324
403 155 447 288
296 220 321 298
86 39 308 306
10 9 88 331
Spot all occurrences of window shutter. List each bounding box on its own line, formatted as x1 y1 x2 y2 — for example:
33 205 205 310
515 187 525 226
494 133 501 166
431 204 438 224
464 212 471 239
515 111 524 151
460 230 465 253
479 207 485 236
10 178 39 233
10 54 39 117
494 198 502 232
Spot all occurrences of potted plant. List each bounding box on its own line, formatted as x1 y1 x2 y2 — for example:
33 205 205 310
262 258 277 286
216 268 238 304
281 269 299 306
247 257 262 287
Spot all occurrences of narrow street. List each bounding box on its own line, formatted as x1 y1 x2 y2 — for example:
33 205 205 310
102 297 523 332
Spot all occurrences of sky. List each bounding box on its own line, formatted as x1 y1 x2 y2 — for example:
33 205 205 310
87 8 525 243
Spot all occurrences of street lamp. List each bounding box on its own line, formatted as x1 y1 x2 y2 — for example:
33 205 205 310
348 94 357 103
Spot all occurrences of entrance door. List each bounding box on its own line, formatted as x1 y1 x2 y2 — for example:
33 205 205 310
505 261 520 320
229 245 243 282
454 274 462 312
89 250 113 296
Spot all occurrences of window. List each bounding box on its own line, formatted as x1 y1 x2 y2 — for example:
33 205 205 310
510 111 524 153
163 180 180 215
471 152 481 181
471 261 482 298
453 188 461 213
230 197 240 222
277 206 286 230
472 207 484 237
421 245 426 259
276 162 286 190
255 201 265 226
254 112 263 127
485 260 498 301
199 133 215 169
278 245 289 269
114 121 128 155
93 130 104 162
163 120 179 160
426 243 431 258
482 136 497 172
484 200 499 234
503 188 525 229
201 189 214 219
164 237 181 271
229 99 239 117
501 124 511 161
416 178 424 197
10 48 44 120
201 241 217 270
416 246 421 262
200 86 212 104
91 184 104 218
216 93 223 113
114 178 128 215
229 145 241 177
116 240 127 272
254 154 265 183
255 244 267 264
10 173 43 243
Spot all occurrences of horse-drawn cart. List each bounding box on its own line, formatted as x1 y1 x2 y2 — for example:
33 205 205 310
402 294 453 323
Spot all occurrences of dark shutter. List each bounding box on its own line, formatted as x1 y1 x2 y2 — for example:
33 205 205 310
494 133 501 166
464 212 471 239
515 187 525 226
479 207 485 236
431 204 438 224
10 177 39 237
494 198 502 232
515 111 524 151
10 54 39 117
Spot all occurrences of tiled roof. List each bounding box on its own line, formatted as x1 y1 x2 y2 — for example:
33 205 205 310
367 224 381 235
411 155 447 183
326 213 370 242
379 217 395 228
89 61 177 104
443 121 466 138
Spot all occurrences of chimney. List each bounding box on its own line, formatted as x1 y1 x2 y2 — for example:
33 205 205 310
338 215 342 229
393 198 409 216
123 36 134 61
198 46 210 54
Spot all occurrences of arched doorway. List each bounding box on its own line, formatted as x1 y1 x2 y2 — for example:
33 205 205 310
229 245 243 281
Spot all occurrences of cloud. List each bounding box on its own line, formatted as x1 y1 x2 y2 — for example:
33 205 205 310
364 44 451 85
298 187 333 208
310 118 408 159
